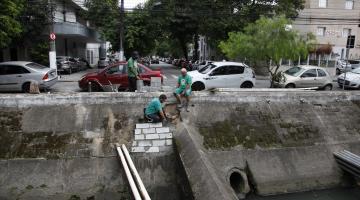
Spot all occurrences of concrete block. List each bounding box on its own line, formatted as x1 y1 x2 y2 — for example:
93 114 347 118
152 140 166 147
159 146 173 152
156 127 170 133
159 133 173 139
166 139 173 146
135 134 145 140
149 123 163 128
132 141 137 146
146 147 159 153
134 129 142 135
132 146 145 153
136 123 150 129
145 134 160 140
143 128 156 134
138 140 152 147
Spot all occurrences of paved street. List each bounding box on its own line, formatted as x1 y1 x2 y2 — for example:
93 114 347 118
49 62 345 93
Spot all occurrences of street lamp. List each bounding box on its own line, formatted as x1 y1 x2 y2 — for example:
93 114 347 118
119 0 124 61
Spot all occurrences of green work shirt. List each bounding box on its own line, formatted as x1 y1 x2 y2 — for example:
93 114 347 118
178 74 192 89
145 98 162 115
127 57 139 77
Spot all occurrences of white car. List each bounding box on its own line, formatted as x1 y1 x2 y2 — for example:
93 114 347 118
337 67 360 89
188 61 256 91
0 61 58 92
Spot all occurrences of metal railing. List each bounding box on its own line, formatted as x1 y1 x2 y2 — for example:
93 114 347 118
333 150 360 178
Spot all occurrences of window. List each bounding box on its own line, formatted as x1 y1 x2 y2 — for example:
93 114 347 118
317 27 326 36
317 69 327 77
301 69 317 78
26 63 47 69
227 66 244 74
343 28 351 37
107 65 124 75
319 0 327 8
0 66 6 75
211 66 227 76
345 0 354 9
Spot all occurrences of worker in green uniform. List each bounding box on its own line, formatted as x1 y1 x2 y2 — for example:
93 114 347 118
174 68 192 112
145 94 167 123
127 51 141 92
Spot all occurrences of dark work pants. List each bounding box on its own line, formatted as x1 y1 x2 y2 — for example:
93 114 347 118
146 113 162 123
128 76 137 92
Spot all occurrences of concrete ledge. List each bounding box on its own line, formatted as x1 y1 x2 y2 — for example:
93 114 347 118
0 91 358 108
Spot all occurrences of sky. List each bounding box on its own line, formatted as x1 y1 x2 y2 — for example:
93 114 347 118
124 0 147 9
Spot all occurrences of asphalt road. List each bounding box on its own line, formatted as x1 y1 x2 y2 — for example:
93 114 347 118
49 62 345 93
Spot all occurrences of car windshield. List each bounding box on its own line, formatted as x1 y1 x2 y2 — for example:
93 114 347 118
199 64 217 74
351 68 360 74
284 67 306 77
26 63 47 69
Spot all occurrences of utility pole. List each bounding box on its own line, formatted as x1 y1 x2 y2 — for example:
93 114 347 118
49 0 57 73
119 0 124 61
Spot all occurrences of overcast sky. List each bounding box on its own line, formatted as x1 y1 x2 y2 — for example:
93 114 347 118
124 0 147 9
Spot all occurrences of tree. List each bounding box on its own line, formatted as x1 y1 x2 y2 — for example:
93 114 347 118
85 0 120 50
219 15 315 87
0 0 24 48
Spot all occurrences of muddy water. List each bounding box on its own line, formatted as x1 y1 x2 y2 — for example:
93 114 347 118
247 187 360 200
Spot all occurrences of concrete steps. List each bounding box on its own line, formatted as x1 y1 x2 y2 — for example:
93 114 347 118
131 123 173 153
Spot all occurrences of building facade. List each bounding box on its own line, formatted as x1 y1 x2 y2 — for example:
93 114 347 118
1 0 105 67
294 0 360 60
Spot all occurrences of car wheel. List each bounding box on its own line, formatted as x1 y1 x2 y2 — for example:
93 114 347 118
285 83 295 88
240 81 253 88
22 82 31 93
323 84 332 91
191 82 205 91
89 82 101 92
336 68 340 75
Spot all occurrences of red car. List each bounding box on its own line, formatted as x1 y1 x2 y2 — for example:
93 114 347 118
78 61 163 91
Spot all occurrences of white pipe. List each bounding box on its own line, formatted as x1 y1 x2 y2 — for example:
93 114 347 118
116 146 142 200
122 144 151 200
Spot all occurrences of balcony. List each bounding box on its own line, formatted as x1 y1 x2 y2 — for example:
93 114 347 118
53 22 102 42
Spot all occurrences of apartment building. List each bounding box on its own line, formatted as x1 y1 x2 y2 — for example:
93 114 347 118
294 0 360 59
1 0 105 67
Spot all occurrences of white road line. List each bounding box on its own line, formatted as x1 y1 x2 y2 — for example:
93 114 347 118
162 75 168 79
171 75 178 79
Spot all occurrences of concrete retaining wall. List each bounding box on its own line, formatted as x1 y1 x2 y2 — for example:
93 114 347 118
0 92 191 200
0 91 359 200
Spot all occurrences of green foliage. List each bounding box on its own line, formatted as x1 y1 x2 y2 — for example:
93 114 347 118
0 0 24 48
219 15 316 86
29 41 49 65
85 0 120 50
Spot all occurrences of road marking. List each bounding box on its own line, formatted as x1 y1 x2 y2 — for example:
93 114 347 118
171 75 178 79
162 75 168 79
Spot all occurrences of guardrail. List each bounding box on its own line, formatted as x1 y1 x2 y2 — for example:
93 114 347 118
116 143 151 200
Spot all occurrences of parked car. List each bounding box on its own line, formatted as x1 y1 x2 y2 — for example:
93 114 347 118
187 61 256 91
74 57 88 71
98 57 109 69
337 67 360 89
56 56 78 74
336 59 356 75
78 61 163 91
275 65 333 90
0 61 58 92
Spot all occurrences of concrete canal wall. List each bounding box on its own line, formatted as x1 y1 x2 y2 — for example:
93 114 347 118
0 91 359 199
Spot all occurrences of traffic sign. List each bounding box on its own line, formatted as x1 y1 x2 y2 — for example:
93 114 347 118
50 33 56 41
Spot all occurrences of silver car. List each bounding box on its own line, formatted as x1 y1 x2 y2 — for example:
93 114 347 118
0 61 58 92
337 67 360 89
275 65 333 90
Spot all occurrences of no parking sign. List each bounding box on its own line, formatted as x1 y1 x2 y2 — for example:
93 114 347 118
50 33 56 41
